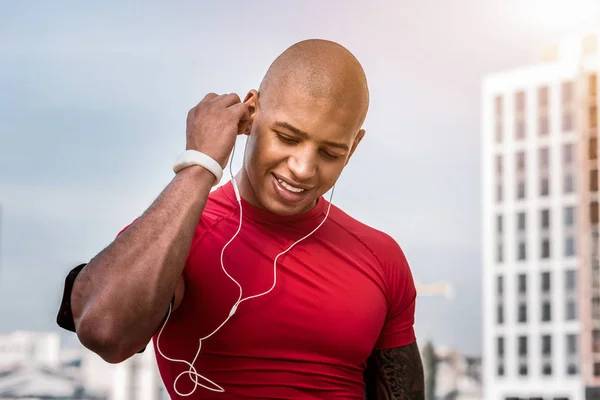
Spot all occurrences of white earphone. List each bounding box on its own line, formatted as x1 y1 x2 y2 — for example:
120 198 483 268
156 139 335 396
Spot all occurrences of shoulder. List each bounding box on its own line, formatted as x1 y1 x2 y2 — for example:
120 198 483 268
328 204 407 266
328 205 414 298
204 183 237 218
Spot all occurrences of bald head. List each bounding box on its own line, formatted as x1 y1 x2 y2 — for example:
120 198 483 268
258 39 369 125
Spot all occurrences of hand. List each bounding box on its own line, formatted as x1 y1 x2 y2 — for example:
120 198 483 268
186 93 251 168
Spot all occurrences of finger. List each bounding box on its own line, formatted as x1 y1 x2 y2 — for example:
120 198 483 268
201 92 219 102
217 93 242 107
238 119 251 135
231 103 251 134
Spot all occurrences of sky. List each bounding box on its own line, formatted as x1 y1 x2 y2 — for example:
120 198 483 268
0 0 599 356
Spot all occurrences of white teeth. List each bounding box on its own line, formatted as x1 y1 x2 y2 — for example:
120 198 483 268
278 178 305 193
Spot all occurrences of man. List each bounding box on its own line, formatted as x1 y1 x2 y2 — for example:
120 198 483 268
57 39 424 399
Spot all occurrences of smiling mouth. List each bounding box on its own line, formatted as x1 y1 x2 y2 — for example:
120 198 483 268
276 178 306 193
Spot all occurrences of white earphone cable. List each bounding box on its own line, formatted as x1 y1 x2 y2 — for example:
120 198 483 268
155 140 334 396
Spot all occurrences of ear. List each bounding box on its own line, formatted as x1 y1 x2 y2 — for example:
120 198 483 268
345 129 366 166
241 89 259 136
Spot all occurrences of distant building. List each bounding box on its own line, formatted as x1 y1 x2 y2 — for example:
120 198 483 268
0 331 168 399
0 331 61 369
0 331 103 398
423 344 483 400
482 30 600 400
81 341 168 400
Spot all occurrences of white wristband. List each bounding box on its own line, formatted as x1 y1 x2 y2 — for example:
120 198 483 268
173 150 223 185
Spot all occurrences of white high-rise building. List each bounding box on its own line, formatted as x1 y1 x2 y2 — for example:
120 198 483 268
482 31 600 400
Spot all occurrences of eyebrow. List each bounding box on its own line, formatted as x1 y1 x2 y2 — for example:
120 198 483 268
272 121 350 151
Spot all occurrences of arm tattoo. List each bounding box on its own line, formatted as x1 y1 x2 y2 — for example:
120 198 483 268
374 342 425 400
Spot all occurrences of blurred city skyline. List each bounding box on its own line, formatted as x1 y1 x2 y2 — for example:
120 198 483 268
1 0 599 356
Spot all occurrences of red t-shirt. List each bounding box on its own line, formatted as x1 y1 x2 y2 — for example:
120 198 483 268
148 181 416 399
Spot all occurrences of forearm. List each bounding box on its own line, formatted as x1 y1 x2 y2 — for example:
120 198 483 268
71 166 214 361
375 343 425 400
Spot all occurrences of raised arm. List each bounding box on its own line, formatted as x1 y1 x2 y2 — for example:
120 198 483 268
67 93 250 364
374 342 425 400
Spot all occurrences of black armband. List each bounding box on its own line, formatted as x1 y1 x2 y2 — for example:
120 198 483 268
57 263 87 333
56 263 176 354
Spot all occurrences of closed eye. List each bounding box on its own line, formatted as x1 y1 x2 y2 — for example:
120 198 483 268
276 133 299 144
321 149 341 160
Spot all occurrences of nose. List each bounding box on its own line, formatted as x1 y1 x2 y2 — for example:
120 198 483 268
287 146 317 182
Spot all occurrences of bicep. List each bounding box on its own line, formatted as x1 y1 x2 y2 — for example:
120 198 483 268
374 342 425 400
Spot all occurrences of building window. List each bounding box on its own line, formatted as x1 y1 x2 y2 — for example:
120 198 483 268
517 336 527 358
516 152 526 199
591 169 599 192
518 212 526 231
497 276 504 295
518 335 528 376
542 334 552 355
563 113 574 131
497 336 504 356
517 181 526 199
496 155 503 202
518 303 527 323
542 363 552 376
518 241 527 261
562 81 574 132
566 300 577 321
539 86 549 107
516 91 526 139
541 209 550 229
539 148 549 198
518 336 528 355
540 147 549 167
518 364 528 376
497 304 504 324
540 178 549 196
562 81 573 103
564 174 575 193
542 301 552 322
495 95 503 143
564 206 575 227
595 362 600 377
563 143 574 164
496 214 503 264
541 272 551 293
592 296 600 320
518 274 527 294
539 116 549 136
566 270 577 292
591 201 599 224
567 334 577 357
567 364 578 375
566 334 578 375
541 239 551 259
595 329 600 353
517 151 526 171
497 364 505 377
565 236 576 257
590 137 598 161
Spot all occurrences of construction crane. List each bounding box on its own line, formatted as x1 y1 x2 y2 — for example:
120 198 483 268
415 281 455 300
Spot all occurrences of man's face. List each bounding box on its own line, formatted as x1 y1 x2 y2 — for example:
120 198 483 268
242 89 365 216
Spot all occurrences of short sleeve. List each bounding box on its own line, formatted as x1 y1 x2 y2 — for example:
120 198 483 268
373 240 417 350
